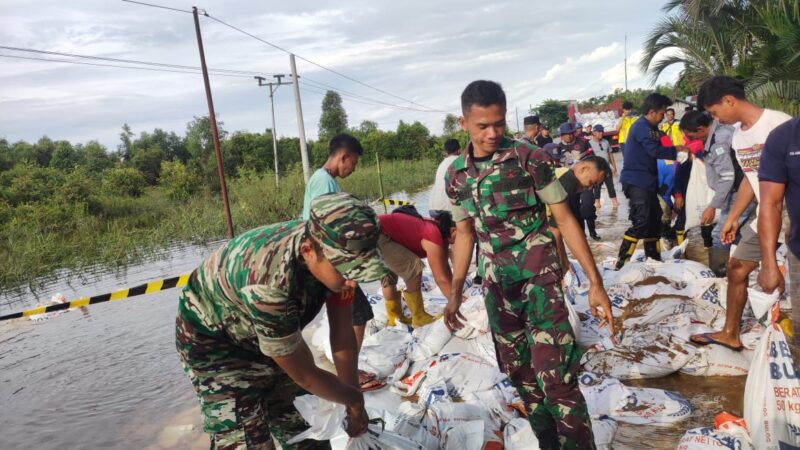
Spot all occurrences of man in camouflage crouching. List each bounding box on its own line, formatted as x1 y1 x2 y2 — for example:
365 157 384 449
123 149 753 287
176 192 388 449
443 80 616 450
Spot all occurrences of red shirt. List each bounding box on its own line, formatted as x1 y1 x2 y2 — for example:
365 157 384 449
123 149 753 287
378 213 444 258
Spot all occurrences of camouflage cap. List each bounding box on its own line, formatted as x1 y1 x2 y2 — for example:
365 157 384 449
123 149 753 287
307 192 389 283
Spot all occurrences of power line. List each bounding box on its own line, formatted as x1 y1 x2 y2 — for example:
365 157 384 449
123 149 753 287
0 53 254 78
0 45 270 77
121 0 192 14
301 77 445 113
201 13 446 113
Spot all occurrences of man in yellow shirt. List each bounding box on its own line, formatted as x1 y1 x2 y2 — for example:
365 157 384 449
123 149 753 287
617 101 637 155
660 107 685 145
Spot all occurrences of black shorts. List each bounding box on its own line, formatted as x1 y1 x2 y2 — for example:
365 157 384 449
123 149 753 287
351 286 374 326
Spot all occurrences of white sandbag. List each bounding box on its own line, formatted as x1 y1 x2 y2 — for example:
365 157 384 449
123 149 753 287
680 344 754 376
427 402 499 443
502 417 539 450
386 402 439 450
612 386 693 425
289 395 346 444
368 294 390 329
622 297 692 328
360 328 412 379
618 313 693 347
676 427 755 450
747 288 780 322
743 304 800 450
347 424 427 450
453 295 490 339
606 261 653 286
685 159 716 231
581 334 697 380
591 416 618 450
438 333 498 368
407 319 452 362
650 259 717 282
395 353 504 397
463 386 521 425
578 315 611 348
416 377 451 406
441 421 494 450
565 297 582 342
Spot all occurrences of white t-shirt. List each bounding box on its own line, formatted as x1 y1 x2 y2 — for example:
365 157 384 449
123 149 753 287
428 154 459 212
732 108 791 231
732 109 792 204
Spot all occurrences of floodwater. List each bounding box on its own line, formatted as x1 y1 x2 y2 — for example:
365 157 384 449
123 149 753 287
0 154 746 449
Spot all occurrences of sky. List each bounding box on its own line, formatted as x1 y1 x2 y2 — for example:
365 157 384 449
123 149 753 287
0 0 683 149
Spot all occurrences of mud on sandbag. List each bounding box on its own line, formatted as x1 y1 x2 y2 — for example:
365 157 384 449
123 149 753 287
581 334 697 380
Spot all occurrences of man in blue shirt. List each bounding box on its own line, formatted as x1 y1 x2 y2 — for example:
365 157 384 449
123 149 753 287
301 133 382 391
616 93 688 269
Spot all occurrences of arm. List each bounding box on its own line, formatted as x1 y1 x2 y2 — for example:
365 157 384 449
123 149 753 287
422 240 453 301
637 126 678 160
444 219 473 331
757 182 786 293
550 201 615 335
327 299 359 388
606 141 618 173
550 226 570 274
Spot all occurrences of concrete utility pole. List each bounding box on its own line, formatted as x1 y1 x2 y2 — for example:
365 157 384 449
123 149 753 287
192 7 234 238
289 54 310 183
256 74 291 187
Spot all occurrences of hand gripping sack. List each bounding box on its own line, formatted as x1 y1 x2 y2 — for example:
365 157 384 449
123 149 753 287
743 302 800 449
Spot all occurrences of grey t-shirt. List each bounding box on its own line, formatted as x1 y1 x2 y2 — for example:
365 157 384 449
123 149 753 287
589 138 611 162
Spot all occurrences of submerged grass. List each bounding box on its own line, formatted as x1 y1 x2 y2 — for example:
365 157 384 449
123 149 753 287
0 159 437 292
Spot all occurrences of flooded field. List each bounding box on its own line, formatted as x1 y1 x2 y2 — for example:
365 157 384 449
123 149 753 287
0 154 748 449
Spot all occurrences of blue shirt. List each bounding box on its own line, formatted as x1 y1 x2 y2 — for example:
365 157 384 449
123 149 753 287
758 117 800 259
620 116 679 191
657 159 676 207
301 168 340 220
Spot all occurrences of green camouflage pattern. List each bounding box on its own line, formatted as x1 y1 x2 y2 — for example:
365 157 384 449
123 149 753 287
308 192 389 283
445 137 568 283
484 275 594 449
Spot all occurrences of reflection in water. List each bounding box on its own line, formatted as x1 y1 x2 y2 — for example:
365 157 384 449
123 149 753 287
0 161 746 449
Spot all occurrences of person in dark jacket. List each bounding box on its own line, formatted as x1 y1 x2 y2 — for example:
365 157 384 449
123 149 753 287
616 93 688 269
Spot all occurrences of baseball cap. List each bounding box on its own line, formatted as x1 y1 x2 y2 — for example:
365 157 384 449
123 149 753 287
558 122 577 135
307 192 389 283
523 115 541 125
593 124 605 132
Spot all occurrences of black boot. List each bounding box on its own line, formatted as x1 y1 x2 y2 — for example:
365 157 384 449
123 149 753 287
644 238 662 261
588 220 601 241
701 225 714 248
708 247 730 277
615 235 638 270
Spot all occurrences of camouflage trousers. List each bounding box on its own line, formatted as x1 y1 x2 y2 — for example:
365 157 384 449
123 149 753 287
484 273 595 450
175 295 330 450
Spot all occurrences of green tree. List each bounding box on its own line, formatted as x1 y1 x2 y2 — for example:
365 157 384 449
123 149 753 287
357 120 378 134
32 136 55 167
118 123 134 161
81 141 114 174
50 141 80 171
0 139 13 172
0 163 64 205
443 113 459 135
101 167 147 197
318 91 348 139
160 160 199 200
395 121 432 160
533 99 569 130
131 147 166 185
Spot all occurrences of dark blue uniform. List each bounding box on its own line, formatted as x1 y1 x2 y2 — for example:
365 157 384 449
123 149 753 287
616 117 678 269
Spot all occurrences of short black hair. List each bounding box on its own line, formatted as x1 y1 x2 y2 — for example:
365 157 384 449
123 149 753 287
461 80 506 116
666 107 675 114
622 101 634 110
581 155 611 176
698 76 747 107
679 110 712 132
328 133 363 157
443 138 460 155
641 93 673 116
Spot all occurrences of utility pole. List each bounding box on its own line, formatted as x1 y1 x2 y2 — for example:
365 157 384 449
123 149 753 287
624 35 629 92
516 106 520 132
256 74 291 187
192 7 234 238
289 54 310 183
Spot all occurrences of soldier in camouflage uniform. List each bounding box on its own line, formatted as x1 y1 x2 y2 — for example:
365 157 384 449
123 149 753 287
176 192 388 449
443 80 615 450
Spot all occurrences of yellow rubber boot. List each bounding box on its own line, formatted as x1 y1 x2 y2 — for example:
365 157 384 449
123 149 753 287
403 290 439 328
384 299 411 327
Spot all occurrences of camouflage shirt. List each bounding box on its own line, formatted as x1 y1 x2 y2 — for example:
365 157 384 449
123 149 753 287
557 137 592 167
445 137 568 283
179 220 331 358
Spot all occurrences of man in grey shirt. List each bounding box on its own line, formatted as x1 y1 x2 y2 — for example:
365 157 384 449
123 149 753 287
589 124 619 208
679 111 755 276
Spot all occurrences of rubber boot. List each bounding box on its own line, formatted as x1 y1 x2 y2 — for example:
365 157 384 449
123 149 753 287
403 290 438 328
587 220 601 241
676 230 686 246
615 235 638 270
701 225 714 248
708 247 730 277
384 298 411 327
644 238 662 261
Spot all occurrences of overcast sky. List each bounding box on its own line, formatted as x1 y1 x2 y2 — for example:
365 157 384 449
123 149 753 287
0 0 681 149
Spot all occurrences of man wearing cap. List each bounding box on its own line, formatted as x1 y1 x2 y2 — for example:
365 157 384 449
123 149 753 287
520 115 542 147
176 192 386 448
556 122 593 167
535 127 553 147
444 80 615 449
589 124 619 209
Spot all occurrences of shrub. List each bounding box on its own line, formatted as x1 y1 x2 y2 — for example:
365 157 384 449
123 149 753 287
160 160 199 200
101 167 147 197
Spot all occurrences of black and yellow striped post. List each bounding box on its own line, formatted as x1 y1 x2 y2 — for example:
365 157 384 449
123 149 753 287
0 273 191 322
381 198 414 207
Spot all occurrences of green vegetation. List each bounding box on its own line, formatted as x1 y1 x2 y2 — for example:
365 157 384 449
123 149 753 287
0 89 451 290
641 0 800 114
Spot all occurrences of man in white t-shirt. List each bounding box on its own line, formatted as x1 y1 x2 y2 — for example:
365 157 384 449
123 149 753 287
428 138 461 220
690 76 791 350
